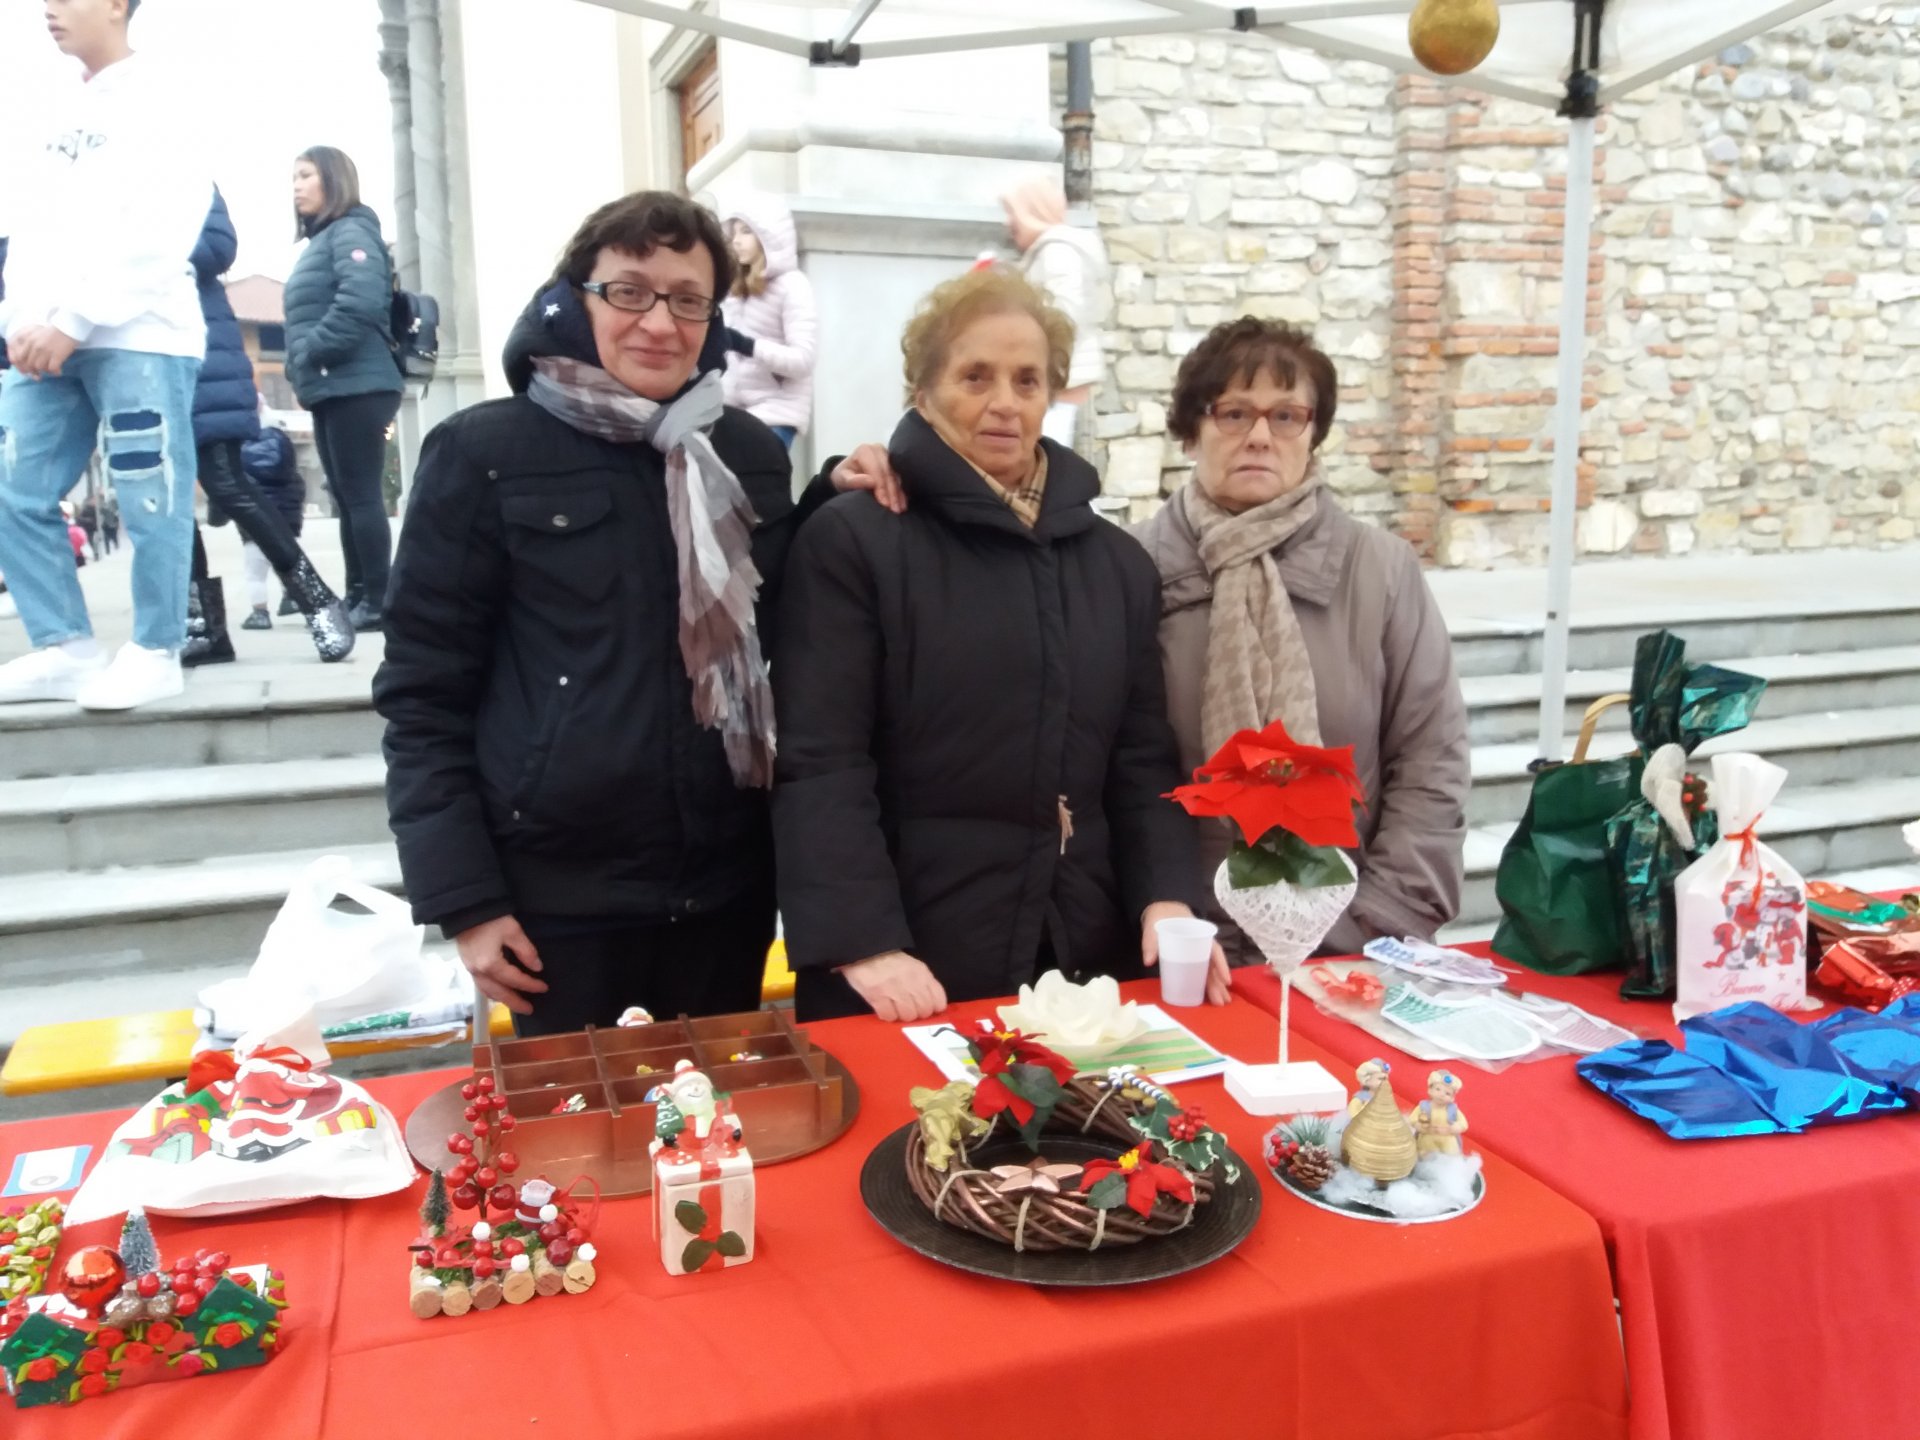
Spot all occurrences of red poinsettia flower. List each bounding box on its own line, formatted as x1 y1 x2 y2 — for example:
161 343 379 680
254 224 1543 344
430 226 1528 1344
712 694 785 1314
1165 720 1364 850
1077 1140 1197 1218
967 1022 1075 1083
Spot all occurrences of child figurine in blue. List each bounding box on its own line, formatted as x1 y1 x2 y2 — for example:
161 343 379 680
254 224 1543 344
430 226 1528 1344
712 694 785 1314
1410 1070 1469 1157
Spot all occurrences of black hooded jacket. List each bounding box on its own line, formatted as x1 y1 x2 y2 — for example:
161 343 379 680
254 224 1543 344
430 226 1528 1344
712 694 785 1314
772 411 1202 1019
373 284 822 935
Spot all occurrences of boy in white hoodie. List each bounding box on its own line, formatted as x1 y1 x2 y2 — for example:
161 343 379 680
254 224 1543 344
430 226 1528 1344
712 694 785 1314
0 0 212 710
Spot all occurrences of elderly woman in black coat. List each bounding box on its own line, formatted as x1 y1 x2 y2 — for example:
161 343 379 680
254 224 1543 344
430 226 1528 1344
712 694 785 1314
773 267 1228 1023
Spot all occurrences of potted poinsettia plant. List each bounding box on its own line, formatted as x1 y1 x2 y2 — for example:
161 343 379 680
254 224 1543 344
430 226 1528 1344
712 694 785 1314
1165 719 1367 1114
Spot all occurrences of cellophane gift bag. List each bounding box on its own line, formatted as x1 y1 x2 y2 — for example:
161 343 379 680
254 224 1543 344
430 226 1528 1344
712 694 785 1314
65 1000 415 1224
1673 753 1813 1022
1605 631 1767 1001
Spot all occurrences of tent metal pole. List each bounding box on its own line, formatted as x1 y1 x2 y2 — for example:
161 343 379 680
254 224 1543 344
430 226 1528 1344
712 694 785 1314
1064 42 1094 208
1537 112 1596 762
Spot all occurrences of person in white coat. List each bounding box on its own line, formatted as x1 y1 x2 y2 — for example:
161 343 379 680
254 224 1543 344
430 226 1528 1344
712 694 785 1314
1002 179 1110 449
719 198 817 449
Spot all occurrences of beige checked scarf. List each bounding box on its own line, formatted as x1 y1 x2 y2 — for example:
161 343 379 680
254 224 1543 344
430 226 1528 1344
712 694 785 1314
527 356 776 787
921 407 1050 527
1183 464 1327 755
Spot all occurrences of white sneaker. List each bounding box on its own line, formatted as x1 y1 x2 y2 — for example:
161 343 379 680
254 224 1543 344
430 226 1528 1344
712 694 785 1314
0 646 107 704
75 644 184 712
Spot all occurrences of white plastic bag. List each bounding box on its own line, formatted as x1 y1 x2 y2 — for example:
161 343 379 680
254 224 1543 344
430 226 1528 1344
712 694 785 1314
199 855 430 1038
66 997 416 1223
1673 753 1811 1021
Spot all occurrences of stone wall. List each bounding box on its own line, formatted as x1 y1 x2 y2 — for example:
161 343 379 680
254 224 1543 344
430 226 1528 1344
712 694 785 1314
1078 9 1920 565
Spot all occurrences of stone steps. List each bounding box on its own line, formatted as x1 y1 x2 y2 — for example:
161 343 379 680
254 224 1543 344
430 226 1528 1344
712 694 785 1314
0 755 390 875
0 842 404 1048
1460 644 1920 745
1466 703 1920 827
0 682 384 782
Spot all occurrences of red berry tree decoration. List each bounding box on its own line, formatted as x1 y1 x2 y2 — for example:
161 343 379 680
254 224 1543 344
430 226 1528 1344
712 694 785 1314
444 1073 521 1219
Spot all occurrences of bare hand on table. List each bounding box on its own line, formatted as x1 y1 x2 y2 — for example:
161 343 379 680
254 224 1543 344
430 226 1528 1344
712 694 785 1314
838 950 948 1022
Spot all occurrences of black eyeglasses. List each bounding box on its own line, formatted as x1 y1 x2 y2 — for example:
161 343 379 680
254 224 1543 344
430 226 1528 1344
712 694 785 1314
1206 401 1315 440
579 281 717 322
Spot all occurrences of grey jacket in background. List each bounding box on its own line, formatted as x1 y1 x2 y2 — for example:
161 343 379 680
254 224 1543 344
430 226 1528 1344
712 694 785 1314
1135 486 1470 959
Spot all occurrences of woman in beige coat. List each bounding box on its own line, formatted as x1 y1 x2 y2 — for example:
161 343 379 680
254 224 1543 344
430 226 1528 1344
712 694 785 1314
1135 318 1469 960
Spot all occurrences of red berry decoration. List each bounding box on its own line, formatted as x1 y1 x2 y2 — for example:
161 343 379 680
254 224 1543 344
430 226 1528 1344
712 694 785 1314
565 1226 585 1246
460 1082 478 1101
538 1221 563 1243
206 1251 230 1273
502 1237 527 1257
475 1167 497 1188
174 1292 200 1317
415 1250 433 1269
476 1074 495 1093
135 1273 161 1298
495 1151 520 1174
472 1120 491 1138
472 1257 496 1279
447 1134 473 1155
463 1105 479 1122
488 1184 518 1211
452 1182 482 1210
545 1238 574 1266
498 1114 517 1132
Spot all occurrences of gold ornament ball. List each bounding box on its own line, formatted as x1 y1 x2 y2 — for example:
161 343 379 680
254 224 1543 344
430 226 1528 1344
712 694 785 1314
1409 0 1501 76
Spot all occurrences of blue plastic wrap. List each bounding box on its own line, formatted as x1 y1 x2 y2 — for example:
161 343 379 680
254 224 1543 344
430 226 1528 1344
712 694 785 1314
1576 1037 1784 1138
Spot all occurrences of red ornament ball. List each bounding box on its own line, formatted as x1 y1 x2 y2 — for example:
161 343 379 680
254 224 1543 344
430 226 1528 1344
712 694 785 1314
59 1246 126 1315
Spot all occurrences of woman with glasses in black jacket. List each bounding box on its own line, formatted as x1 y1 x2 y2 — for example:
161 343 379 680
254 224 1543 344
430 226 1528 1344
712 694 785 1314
375 192 898 1035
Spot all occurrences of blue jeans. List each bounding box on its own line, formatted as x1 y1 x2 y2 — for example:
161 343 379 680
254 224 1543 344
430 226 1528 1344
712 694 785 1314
0 350 200 652
767 424 797 450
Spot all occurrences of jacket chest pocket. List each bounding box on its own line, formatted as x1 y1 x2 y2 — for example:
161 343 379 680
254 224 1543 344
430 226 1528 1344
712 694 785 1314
501 489 618 604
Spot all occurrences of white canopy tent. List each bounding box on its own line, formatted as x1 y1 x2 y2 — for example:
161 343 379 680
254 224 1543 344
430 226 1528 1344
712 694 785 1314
588 0 1878 755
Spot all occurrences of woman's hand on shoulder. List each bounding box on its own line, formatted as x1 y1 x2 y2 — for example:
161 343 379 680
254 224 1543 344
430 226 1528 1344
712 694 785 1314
831 443 907 515
836 950 947 1022
1140 901 1232 1006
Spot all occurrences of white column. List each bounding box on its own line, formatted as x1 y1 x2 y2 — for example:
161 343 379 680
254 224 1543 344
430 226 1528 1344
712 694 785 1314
1535 115 1597 762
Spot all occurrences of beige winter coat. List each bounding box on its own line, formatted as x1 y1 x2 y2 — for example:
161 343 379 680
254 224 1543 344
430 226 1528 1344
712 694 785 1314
1135 487 1470 960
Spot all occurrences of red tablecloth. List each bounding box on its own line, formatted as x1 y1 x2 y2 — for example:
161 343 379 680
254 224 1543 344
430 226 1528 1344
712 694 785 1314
8 987 1626 1440
1234 954 1920 1440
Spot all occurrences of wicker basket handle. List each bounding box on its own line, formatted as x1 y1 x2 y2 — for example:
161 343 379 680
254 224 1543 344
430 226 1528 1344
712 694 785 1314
1571 692 1632 763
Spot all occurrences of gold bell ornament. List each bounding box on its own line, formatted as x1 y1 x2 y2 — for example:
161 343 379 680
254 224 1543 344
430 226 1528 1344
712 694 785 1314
1408 0 1501 77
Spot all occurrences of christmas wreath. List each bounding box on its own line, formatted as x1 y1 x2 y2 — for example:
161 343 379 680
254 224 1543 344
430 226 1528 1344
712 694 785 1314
904 1022 1238 1252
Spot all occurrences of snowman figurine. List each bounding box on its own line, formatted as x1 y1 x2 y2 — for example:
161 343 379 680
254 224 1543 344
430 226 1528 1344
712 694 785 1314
653 1060 742 1156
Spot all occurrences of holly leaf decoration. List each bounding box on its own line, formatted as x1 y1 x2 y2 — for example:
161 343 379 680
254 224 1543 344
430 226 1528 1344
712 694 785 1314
715 1231 746 1258
680 1238 715 1273
999 1063 1065 1149
1084 1174 1129 1210
674 1200 708 1235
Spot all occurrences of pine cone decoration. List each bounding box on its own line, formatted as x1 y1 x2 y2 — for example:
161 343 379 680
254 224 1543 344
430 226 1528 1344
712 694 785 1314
1288 1144 1336 1191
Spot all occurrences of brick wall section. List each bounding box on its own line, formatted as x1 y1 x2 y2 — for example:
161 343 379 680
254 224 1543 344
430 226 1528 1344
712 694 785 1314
1077 13 1920 564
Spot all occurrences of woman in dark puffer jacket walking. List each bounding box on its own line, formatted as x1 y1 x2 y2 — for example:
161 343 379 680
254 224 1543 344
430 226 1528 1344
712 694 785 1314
185 188 351 664
284 145 402 631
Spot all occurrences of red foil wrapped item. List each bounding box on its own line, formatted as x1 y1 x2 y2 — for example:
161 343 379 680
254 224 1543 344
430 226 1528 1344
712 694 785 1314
1814 934 1920 1012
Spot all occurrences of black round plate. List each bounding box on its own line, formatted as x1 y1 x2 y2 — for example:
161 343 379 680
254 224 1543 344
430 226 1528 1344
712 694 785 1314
859 1123 1262 1286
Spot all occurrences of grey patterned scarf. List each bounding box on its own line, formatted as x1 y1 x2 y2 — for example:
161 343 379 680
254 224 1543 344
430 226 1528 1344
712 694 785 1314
1183 465 1326 756
527 355 775 788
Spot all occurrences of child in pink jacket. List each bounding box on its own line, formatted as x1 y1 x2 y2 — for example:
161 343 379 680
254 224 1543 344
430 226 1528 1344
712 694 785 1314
720 198 817 449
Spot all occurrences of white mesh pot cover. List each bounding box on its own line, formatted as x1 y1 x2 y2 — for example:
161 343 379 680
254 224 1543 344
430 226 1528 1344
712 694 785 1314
1214 851 1358 975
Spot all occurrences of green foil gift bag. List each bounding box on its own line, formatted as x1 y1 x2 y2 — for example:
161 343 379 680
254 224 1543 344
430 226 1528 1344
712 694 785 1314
1491 695 1648 975
1606 631 1766 1000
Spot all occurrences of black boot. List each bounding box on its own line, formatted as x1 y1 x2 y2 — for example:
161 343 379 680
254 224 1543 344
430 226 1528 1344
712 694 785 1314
181 577 236 668
345 599 383 633
280 556 356 663
276 592 300 617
